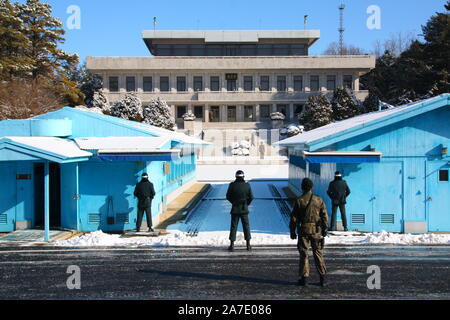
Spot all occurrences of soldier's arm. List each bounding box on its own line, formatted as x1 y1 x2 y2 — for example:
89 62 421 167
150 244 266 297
319 200 329 233
150 183 156 199
345 182 351 197
133 185 139 198
289 201 299 236
327 183 333 198
247 184 254 205
226 184 232 203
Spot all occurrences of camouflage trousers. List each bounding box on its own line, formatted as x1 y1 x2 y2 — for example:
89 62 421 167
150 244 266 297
297 235 327 278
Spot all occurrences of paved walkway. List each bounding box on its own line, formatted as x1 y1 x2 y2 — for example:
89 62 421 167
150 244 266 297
156 183 211 230
0 229 76 245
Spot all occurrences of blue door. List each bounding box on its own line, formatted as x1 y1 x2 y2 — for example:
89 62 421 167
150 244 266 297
427 161 450 232
0 163 16 232
79 162 137 231
341 163 374 232
372 162 403 232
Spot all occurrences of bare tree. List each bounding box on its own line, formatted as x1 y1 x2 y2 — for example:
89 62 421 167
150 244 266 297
372 31 417 57
0 77 62 120
323 42 366 55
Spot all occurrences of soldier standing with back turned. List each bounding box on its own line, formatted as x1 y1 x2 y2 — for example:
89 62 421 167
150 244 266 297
290 178 328 287
327 171 351 231
226 170 254 252
134 173 156 232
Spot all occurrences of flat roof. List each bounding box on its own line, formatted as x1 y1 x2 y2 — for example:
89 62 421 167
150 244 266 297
142 30 320 46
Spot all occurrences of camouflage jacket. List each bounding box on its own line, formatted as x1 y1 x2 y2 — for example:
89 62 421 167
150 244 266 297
290 191 328 237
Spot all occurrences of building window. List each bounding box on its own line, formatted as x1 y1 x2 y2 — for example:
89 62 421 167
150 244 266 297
260 76 270 91
193 76 203 92
160 77 169 92
310 75 320 92
439 170 449 182
176 106 186 118
143 77 153 92
210 76 220 91
257 44 272 56
294 104 304 118
291 44 306 56
227 106 236 122
209 106 220 122
260 105 270 119
294 76 303 91
244 106 254 122
109 77 119 92
277 76 287 92
277 104 288 117
191 45 205 56
343 75 353 89
273 44 290 55
177 76 186 92
227 79 237 91
241 45 256 56
206 45 222 56
194 106 204 120
244 76 253 91
173 45 189 56
126 76 136 92
327 75 336 91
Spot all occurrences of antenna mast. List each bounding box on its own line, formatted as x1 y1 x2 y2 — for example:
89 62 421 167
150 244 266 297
338 2 345 55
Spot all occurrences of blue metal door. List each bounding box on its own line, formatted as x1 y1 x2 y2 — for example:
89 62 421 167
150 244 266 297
341 163 374 232
372 162 403 232
427 161 450 232
0 163 16 232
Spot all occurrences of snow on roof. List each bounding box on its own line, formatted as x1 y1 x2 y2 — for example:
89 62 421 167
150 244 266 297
63 107 211 146
278 94 449 148
2 137 92 159
74 136 172 152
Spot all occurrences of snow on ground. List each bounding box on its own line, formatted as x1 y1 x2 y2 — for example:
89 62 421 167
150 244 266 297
54 181 450 248
53 229 450 247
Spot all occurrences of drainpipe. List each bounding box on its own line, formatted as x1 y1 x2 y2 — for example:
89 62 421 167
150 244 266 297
44 161 50 242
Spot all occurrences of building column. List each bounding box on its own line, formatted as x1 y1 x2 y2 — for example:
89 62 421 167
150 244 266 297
237 105 244 122
304 73 311 92
221 105 227 122
289 103 295 121
272 103 277 114
204 104 210 123
255 104 261 122
187 103 193 114
44 161 50 242
354 73 360 91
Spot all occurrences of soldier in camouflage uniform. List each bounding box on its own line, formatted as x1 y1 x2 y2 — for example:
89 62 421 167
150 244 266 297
290 178 328 287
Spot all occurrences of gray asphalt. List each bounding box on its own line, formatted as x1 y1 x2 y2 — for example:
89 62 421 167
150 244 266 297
0 245 449 300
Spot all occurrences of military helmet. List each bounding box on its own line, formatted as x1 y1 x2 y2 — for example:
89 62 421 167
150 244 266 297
235 170 245 178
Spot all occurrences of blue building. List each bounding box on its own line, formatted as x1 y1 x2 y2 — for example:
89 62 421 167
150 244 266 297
279 94 450 233
0 107 207 233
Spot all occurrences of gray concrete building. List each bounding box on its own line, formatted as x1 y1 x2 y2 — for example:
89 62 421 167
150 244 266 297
86 30 375 129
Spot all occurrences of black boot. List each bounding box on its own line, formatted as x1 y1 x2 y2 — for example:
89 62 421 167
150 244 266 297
298 277 307 286
228 241 234 252
246 240 252 251
320 275 326 287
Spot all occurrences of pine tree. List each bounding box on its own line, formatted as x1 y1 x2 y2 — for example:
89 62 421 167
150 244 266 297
142 97 176 131
0 0 33 80
331 87 361 121
67 63 103 107
19 0 79 79
110 93 143 122
299 95 333 131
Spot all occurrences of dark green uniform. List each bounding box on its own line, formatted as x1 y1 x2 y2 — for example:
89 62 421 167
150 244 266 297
226 179 254 241
327 178 350 230
134 179 156 231
290 191 328 278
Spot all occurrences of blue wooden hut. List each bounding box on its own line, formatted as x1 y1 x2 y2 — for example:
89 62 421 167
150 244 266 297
278 94 450 233
0 107 208 235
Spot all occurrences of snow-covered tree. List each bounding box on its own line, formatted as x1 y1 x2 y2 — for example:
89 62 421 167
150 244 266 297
142 97 176 131
299 95 333 131
91 90 110 113
270 112 286 120
331 87 361 121
110 92 143 121
182 112 196 121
